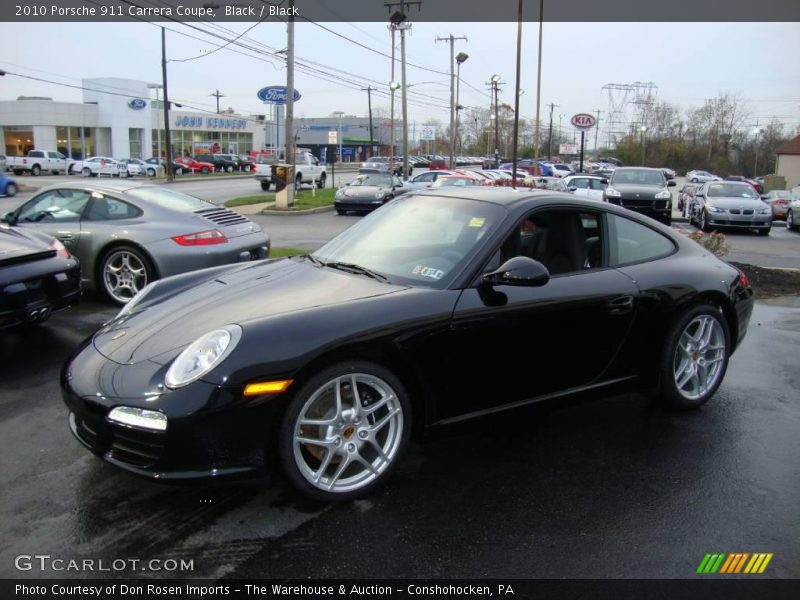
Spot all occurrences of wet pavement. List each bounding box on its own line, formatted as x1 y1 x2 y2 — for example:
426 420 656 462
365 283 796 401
1 296 798 579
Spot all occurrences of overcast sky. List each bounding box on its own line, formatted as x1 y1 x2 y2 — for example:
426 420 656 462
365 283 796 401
1 20 798 141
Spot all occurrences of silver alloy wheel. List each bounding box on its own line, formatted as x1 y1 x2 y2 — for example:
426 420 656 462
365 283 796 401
673 314 726 401
102 249 148 303
787 210 794 230
292 373 404 494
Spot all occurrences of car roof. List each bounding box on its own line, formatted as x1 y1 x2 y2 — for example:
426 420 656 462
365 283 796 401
35 180 162 195
611 166 663 172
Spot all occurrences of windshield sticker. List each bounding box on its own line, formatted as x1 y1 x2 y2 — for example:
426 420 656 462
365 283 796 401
412 265 445 280
468 217 486 228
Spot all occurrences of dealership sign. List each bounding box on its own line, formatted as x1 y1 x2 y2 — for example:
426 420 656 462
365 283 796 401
570 113 596 130
128 98 147 110
257 86 302 105
420 125 437 141
174 115 248 130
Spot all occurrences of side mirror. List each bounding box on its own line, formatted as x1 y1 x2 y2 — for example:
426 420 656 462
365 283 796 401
695 193 705 199
601 178 608 184
482 256 550 287
2 211 14 224
567 186 577 192
667 180 677 187
760 195 768 201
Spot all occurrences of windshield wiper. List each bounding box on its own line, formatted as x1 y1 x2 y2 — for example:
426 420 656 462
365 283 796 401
324 261 388 282
304 254 324 267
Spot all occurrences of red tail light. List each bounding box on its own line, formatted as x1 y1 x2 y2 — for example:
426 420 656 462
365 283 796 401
49 239 71 259
737 269 750 289
171 229 228 246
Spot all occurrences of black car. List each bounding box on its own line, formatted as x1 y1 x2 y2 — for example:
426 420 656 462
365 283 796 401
604 167 676 225
1 225 81 328
62 189 753 501
195 154 237 173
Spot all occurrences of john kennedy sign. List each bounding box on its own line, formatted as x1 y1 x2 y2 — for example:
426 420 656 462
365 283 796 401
257 86 302 105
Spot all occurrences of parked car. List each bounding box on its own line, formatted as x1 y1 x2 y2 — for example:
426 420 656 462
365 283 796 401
7 150 69 176
686 170 722 183
60 189 754 501
604 167 675 225
175 157 214 174
551 164 574 179
725 175 763 194
215 154 255 172
1 181 270 304
403 169 455 191
145 157 183 175
120 158 163 177
428 158 448 171
0 225 81 328
334 171 407 215
564 174 607 201
597 156 623 167
431 173 485 188
678 183 701 215
255 151 327 191
0 174 18 197
198 154 238 173
661 168 676 180
763 190 792 220
786 194 800 231
529 176 568 192
689 181 772 235
69 157 129 178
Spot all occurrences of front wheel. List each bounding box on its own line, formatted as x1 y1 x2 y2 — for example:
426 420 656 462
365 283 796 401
279 361 411 501
295 174 303 192
317 173 326 189
99 246 154 305
335 209 347 216
147 168 156 177
691 177 699 183
226 165 234 173
201 167 210 174
5 183 17 197
82 167 91 178
758 227 771 236
658 304 730 409
787 209 796 231
260 180 271 191
700 210 711 232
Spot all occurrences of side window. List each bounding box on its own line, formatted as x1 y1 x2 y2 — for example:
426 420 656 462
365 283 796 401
590 179 607 191
416 172 434 182
571 178 589 189
17 190 91 223
608 214 675 266
85 196 141 221
30 151 44 158
493 209 604 276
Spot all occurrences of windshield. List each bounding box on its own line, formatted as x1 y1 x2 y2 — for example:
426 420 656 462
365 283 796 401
350 174 393 187
433 176 479 187
312 195 505 288
611 169 666 186
125 187 216 211
707 183 758 198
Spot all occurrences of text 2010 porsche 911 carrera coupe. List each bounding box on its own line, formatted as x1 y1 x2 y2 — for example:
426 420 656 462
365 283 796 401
62 189 753 501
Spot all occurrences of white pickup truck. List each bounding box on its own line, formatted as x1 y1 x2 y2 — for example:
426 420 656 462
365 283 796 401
254 151 327 191
7 150 69 176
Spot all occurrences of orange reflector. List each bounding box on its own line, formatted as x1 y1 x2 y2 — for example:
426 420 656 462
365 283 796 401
243 379 293 396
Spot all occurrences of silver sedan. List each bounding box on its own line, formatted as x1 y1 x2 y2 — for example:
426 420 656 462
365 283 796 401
1 181 270 304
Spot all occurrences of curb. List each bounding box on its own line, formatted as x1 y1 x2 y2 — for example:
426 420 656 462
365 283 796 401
260 205 334 215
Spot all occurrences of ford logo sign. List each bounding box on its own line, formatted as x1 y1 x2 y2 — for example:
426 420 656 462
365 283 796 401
128 98 147 110
257 86 302 105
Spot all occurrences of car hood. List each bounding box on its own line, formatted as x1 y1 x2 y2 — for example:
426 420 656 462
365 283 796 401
610 183 666 196
93 258 409 365
338 185 391 199
706 196 765 208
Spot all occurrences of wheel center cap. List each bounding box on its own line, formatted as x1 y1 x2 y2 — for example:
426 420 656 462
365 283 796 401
342 425 355 440
691 351 700 361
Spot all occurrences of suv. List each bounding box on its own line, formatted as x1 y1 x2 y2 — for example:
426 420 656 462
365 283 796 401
603 167 676 225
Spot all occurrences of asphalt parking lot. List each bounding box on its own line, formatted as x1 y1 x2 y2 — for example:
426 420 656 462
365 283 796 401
1 173 799 581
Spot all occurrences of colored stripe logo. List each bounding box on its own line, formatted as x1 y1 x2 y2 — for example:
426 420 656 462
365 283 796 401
697 553 773 574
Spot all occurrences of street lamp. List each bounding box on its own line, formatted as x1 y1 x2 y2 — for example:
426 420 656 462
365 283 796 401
389 81 400 162
753 126 764 176
147 83 163 160
454 52 469 163
639 125 647 165
333 111 345 165
491 74 501 167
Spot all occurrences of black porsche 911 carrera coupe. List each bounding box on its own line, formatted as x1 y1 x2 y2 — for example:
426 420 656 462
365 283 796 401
61 188 753 500
1 224 81 328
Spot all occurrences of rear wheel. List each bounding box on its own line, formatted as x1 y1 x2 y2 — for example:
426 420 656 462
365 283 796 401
279 361 411 501
99 246 154 305
147 168 156 177
317 173 326 189
260 180 271 191
758 227 771 236
226 165 234 173
659 303 730 409
82 167 91 178
787 209 796 231
295 174 302 192
5 183 17 197
201 167 210 174
336 209 347 216
31 164 41 176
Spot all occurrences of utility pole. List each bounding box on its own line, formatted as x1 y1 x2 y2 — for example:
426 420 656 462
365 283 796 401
511 0 522 187
532 0 543 175
436 34 467 169
361 86 375 158
488 75 503 167
546 102 558 160
284 0 295 205
389 26 396 161
454 52 468 157
593 109 603 157
161 27 174 181
386 1 421 179
210 89 225 114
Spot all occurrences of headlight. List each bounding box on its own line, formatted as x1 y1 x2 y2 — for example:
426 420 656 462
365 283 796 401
758 207 771 215
655 190 671 199
375 190 386 200
707 205 725 213
605 187 621 198
165 325 242 389
115 280 158 319
335 189 344 198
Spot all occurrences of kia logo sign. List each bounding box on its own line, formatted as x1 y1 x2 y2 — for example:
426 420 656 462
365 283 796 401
570 113 596 130
257 86 302 105
128 98 147 110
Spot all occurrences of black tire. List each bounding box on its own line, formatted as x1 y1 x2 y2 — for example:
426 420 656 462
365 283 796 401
5 183 17 197
336 209 347 216
758 227 770 236
278 361 412 501
201 167 210 174
31 164 41 176
82 167 92 178
662 216 672 227
295 174 303 192
317 173 326 189
226 165 234 173
787 209 796 231
260 180 271 191
147 168 156 177
700 210 711 232
98 245 155 305
658 303 730 410
691 177 699 183
13 170 23 176
52 170 60 175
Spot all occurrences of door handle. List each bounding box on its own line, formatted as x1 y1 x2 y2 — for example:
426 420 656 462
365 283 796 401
608 295 634 315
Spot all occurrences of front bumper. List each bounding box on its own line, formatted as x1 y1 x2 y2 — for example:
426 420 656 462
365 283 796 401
705 211 771 229
60 338 285 480
607 197 671 220
335 197 385 213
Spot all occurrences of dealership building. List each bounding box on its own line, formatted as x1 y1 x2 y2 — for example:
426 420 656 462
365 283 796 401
0 77 402 162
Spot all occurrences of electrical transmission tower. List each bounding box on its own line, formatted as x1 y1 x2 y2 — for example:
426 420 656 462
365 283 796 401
629 81 658 134
602 83 633 149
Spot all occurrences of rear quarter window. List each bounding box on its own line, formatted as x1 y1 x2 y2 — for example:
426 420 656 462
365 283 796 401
608 214 675 266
